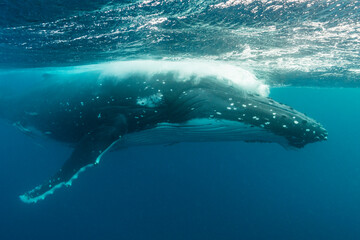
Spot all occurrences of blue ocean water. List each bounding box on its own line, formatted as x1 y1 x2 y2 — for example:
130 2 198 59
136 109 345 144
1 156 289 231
1 1 360 240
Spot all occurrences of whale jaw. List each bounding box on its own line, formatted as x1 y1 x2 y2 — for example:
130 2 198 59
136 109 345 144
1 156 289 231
119 119 296 149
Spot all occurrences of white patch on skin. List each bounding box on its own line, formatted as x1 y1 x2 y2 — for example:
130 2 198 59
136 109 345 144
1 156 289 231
13 122 31 134
25 112 39 116
137 93 163 108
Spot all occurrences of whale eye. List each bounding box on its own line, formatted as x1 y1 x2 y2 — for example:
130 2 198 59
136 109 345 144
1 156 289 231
302 120 308 124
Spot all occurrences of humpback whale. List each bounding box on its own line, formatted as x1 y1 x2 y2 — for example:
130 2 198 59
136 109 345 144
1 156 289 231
0 61 327 203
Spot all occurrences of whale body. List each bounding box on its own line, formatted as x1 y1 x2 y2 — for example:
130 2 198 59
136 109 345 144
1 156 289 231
0 61 327 203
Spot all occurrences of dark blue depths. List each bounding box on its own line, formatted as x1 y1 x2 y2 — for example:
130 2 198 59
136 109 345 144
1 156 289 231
0 87 359 240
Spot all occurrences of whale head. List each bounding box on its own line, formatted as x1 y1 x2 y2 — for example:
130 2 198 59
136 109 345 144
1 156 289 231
163 83 327 149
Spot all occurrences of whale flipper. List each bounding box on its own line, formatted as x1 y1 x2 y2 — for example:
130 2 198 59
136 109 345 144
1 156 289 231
19 125 123 203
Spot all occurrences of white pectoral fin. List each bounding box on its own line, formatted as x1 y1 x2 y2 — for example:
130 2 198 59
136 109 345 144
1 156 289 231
20 125 123 203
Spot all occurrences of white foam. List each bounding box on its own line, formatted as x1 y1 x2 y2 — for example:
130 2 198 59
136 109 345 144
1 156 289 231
98 60 269 97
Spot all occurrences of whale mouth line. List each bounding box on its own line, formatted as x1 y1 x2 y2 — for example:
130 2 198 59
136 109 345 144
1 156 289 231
120 118 290 148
